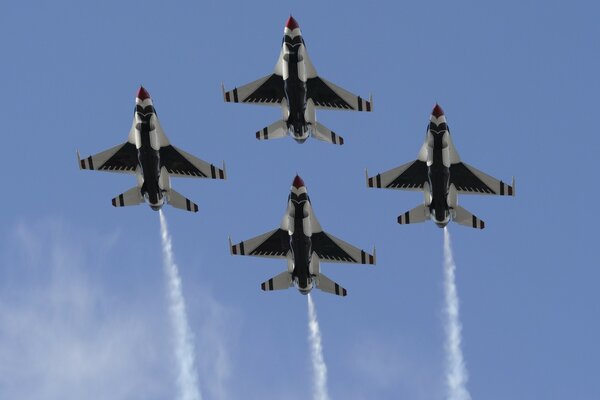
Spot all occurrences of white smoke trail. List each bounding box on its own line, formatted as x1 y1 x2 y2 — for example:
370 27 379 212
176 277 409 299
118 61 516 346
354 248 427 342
307 293 330 400
443 227 471 400
159 210 202 400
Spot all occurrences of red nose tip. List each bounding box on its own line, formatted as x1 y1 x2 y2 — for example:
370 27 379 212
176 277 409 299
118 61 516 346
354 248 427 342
286 15 299 30
137 86 151 101
432 103 444 118
292 175 305 189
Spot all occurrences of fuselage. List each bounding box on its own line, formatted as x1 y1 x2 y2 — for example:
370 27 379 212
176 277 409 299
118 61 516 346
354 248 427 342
425 111 453 228
134 92 166 211
281 21 310 142
286 182 314 294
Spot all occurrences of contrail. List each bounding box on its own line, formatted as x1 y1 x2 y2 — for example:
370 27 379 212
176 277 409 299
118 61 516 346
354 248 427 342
307 293 330 400
159 210 202 400
443 227 471 400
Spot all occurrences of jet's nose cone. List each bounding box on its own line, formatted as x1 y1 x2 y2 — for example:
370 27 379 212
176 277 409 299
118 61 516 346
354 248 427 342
286 15 299 30
432 103 444 118
137 86 151 101
292 175 305 189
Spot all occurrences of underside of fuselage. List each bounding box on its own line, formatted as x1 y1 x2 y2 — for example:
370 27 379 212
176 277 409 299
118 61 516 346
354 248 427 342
428 123 451 227
282 33 310 142
136 107 165 211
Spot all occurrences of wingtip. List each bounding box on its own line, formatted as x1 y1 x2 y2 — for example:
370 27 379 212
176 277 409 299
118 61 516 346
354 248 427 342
512 176 516 197
228 236 233 255
221 82 226 101
76 149 82 169
369 94 373 111
365 168 369 186
222 161 227 179
372 246 377 265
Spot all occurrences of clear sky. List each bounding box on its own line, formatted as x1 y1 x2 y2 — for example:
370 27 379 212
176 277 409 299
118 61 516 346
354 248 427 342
0 1 598 399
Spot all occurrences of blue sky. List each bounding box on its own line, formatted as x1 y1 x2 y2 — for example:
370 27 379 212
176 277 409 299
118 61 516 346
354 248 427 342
1 1 599 399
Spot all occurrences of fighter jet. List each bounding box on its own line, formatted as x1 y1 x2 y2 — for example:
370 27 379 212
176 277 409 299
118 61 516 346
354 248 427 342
366 104 515 229
78 86 226 212
222 15 372 145
229 175 375 296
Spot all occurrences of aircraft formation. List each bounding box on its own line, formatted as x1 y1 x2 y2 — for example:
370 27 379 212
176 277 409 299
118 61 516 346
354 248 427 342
78 15 515 296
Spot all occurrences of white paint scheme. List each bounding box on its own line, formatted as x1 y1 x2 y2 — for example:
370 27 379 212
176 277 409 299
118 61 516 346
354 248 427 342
78 88 226 212
229 178 376 296
367 106 515 229
223 17 372 144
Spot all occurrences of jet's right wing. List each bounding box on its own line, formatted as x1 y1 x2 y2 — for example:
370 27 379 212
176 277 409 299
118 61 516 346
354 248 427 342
78 142 138 174
367 160 428 191
230 229 290 259
306 77 372 111
223 74 285 106
311 231 375 265
160 146 226 179
450 162 515 196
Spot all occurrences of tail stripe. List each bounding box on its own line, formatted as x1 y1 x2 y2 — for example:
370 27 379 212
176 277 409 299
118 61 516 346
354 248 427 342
239 241 245 255
233 88 239 102
357 96 363 111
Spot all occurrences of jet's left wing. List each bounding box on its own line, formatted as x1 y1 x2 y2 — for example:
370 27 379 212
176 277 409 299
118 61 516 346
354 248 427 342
160 146 226 179
450 162 515 196
223 74 285 106
78 142 138 174
367 160 428 191
311 232 375 265
307 77 372 111
230 229 291 259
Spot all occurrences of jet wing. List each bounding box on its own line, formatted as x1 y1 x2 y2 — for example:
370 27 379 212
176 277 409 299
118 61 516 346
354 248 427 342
367 160 428 191
223 74 285 106
78 142 138 174
311 232 375 265
159 146 226 179
230 229 290 259
306 77 372 111
450 162 515 196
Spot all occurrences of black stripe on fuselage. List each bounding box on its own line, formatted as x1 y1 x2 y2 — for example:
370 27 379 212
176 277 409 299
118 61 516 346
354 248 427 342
282 35 308 137
428 127 450 223
289 195 312 290
135 110 162 207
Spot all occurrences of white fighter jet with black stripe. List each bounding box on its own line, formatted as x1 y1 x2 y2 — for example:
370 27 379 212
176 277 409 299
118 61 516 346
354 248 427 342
367 104 515 229
229 176 375 296
78 86 226 212
223 16 372 145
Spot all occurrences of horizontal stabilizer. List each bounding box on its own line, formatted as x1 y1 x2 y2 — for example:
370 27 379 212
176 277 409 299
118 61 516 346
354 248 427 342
397 204 429 224
453 205 485 229
256 120 287 140
260 271 292 292
311 122 344 145
112 187 143 207
316 273 347 297
167 189 198 213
